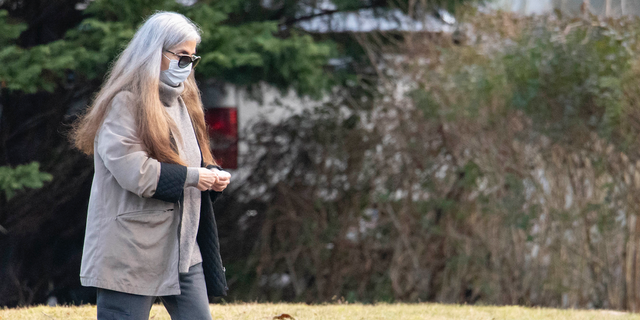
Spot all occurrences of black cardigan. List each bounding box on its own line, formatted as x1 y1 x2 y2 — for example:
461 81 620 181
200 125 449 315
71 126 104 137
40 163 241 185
150 161 228 297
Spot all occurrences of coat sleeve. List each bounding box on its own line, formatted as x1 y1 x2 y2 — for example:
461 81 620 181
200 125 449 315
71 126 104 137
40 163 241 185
96 91 187 202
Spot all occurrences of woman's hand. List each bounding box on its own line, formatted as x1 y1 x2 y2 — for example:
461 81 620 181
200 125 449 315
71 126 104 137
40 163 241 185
196 168 218 191
209 168 230 192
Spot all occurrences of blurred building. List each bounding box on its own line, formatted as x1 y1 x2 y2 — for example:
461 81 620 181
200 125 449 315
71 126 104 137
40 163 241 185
492 0 640 16
200 80 321 170
204 1 455 170
206 0 640 171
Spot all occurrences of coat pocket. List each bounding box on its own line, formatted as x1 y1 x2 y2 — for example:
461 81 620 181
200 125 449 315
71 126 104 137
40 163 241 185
115 209 174 250
104 209 178 282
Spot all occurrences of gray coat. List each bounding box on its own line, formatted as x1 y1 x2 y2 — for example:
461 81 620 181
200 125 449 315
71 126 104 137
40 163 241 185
80 90 227 297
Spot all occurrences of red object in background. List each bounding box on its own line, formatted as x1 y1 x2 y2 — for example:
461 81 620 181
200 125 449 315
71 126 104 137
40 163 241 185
204 108 238 169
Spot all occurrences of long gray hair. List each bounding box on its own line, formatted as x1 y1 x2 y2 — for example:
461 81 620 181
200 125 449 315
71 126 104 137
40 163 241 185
72 11 217 167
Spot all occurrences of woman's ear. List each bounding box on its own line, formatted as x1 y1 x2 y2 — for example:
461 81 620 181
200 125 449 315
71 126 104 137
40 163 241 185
160 51 170 71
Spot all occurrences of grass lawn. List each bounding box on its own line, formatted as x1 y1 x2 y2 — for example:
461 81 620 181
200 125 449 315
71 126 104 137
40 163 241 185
1 303 639 320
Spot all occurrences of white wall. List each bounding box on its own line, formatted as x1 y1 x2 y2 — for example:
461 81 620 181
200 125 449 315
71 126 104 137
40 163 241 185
200 79 323 180
492 0 554 14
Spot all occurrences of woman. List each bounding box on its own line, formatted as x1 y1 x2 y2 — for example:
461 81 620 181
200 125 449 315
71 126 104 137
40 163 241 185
70 11 230 320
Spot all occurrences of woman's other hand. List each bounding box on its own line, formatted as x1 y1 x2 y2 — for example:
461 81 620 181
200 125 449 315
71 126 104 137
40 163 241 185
209 168 230 192
196 168 218 191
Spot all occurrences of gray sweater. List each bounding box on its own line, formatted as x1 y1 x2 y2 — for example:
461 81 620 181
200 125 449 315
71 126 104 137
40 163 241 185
159 80 203 273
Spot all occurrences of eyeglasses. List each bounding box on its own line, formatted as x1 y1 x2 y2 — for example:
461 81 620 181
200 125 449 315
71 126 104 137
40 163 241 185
164 50 201 68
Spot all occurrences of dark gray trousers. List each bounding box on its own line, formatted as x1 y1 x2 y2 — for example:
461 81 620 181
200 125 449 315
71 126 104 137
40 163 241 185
96 263 212 320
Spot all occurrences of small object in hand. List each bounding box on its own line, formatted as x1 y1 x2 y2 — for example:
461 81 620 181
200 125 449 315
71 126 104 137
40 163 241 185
273 313 294 319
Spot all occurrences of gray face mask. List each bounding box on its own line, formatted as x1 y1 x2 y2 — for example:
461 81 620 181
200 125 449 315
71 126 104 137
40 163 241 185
160 54 192 86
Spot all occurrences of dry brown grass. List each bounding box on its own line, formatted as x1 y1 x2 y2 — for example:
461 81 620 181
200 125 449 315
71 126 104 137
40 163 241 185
1 303 640 320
